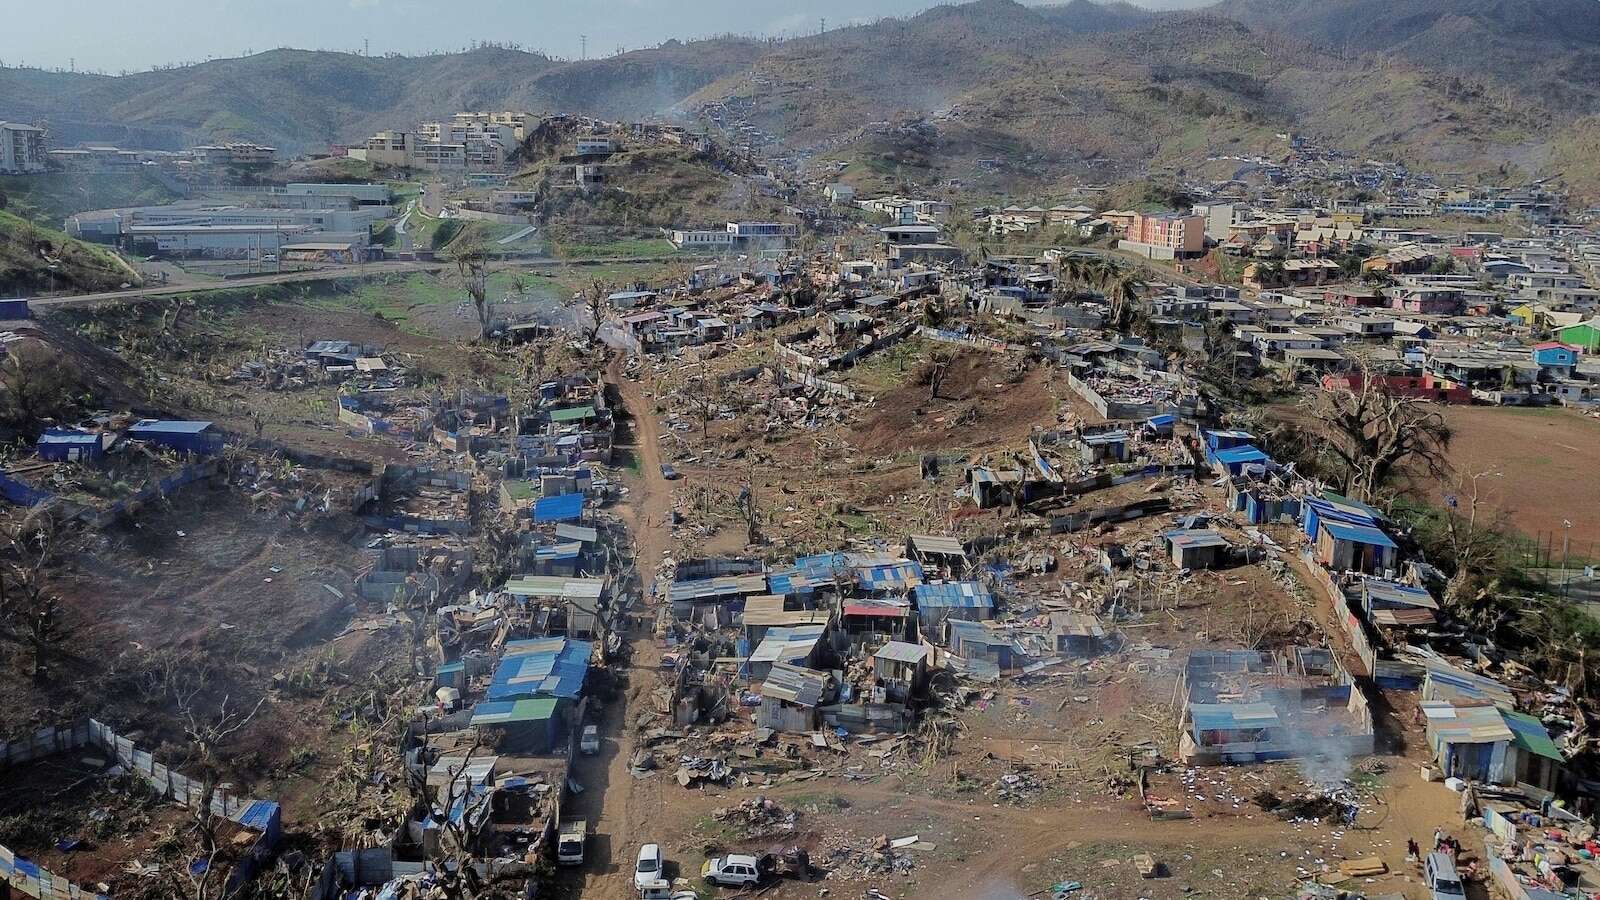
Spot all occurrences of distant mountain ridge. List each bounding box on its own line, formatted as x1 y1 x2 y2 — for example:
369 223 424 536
0 0 1595 196
1207 0 1600 114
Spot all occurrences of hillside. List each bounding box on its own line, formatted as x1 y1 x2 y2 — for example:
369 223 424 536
1209 0 1600 115
1 0 1594 199
0 210 143 296
0 40 766 154
694 3 1554 195
503 120 782 239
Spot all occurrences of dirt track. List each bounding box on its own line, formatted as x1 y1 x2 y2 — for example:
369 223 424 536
558 358 677 900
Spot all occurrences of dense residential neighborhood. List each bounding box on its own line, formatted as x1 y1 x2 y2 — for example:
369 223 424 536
4 2 1600 899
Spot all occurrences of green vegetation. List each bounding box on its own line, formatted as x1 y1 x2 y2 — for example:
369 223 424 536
0 172 181 225
0 209 143 295
430 219 467 251
550 237 676 260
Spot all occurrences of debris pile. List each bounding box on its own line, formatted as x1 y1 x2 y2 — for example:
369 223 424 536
711 796 798 839
675 755 730 787
991 771 1045 805
1252 789 1358 825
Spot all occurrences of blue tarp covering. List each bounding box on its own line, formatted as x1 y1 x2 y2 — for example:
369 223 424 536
533 493 585 523
235 799 281 832
1190 702 1280 732
912 581 994 609
1321 520 1398 549
853 559 924 592
793 552 848 580
488 638 591 700
1212 445 1271 466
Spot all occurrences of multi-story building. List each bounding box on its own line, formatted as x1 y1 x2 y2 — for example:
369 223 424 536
191 142 278 166
0 121 48 174
575 137 617 156
48 144 141 172
1121 211 1206 260
363 131 415 168
359 112 530 172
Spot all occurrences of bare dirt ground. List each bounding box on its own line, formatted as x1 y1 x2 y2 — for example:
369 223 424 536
552 348 1480 900
1421 405 1600 550
848 350 1055 456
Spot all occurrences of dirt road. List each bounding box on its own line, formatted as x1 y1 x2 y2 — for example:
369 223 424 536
558 358 676 899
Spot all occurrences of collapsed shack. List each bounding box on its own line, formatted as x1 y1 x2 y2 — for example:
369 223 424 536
1179 648 1375 767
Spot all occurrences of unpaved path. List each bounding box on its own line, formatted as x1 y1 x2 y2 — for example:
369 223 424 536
560 357 675 899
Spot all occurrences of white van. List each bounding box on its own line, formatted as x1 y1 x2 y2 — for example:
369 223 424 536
1424 851 1466 899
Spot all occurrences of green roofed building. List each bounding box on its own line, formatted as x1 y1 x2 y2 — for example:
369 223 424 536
470 697 562 754
548 406 596 425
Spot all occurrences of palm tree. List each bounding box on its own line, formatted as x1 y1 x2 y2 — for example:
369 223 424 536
1104 266 1146 333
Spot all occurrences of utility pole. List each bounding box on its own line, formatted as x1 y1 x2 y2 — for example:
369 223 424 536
819 17 827 35
364 38 370 57
1563 519 1573 598
580 35 587 61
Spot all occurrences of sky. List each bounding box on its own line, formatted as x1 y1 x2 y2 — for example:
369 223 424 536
0 0 1209 74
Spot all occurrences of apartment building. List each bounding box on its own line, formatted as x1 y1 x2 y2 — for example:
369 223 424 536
192 142 278 166
358 111 528 172
0 121 48 174
1120 211 1206 260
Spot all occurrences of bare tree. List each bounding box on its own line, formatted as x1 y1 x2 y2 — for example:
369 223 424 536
452 240 493 341
684 375 723 440
1302 356 1452 503
0 343 83 436
164 675 268 900
926 352 952 401
738 461 760 546
573 279 610 346
1436 469 1511 629
0 502 78 678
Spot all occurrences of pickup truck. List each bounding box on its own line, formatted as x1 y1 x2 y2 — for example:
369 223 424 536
556 820 586 866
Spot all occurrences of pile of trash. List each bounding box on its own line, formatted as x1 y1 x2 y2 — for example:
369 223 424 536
711 795 798 839
991 771 1045 805
674 755 730 787
818 833 918 881
1252 788 1358 825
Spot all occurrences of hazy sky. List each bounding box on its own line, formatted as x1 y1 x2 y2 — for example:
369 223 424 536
0 0 1210 74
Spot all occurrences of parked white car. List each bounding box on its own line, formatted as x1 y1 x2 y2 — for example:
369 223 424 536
702 853 763 888
634 843 664 891
580 724 600 755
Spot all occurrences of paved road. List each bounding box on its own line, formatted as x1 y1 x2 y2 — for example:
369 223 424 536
30 254 718 310
30 261 450 309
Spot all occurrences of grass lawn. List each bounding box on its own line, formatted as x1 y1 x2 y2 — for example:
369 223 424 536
551 237 677 260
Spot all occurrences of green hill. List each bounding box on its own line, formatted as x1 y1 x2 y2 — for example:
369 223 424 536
0 210 143 296
0 41 766 154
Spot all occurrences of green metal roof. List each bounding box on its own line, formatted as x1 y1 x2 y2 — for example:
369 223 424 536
549 406 596 423
1502 709 1564 762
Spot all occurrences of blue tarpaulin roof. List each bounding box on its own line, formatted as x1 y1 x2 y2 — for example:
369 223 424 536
1321 520 1398 549
793 552 848 580
235 799 281 831
533 493 585 523
1212 445 1271 466
853 559 924 591
1147 414 1177 427
129 419 213 434
488 638 591 700
913 581 994 609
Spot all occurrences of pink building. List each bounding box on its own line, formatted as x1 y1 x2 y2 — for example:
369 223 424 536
1125 212 1206 256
